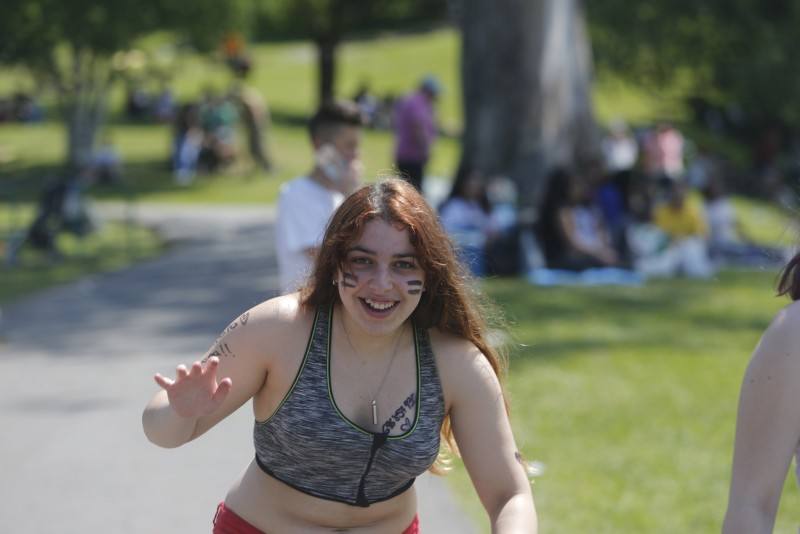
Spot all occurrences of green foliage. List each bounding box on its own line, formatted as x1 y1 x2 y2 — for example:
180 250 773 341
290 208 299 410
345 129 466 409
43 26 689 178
587 1 800 124
252 0 448 42
0 0 251 64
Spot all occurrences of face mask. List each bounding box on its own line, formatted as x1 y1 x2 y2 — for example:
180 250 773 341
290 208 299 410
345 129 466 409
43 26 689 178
315 144 345 183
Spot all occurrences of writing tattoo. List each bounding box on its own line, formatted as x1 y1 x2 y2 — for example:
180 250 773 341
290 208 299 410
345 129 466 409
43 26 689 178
202 342 237 363
342 272 358 288
381 392 417 434
406 279 423 295
212 312 251 344
201 313 249 363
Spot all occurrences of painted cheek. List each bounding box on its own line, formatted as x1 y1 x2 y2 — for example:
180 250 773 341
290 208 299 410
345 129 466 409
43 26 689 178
405 278 424 295
341 271 359 288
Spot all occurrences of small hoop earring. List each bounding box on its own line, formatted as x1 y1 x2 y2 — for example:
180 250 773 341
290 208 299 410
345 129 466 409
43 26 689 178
332 279 338 286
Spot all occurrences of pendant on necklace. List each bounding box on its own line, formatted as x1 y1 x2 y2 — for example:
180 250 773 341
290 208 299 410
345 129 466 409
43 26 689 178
371 400 378 425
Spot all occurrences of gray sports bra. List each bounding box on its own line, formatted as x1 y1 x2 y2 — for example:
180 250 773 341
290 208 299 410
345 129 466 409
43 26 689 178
253 303 445 507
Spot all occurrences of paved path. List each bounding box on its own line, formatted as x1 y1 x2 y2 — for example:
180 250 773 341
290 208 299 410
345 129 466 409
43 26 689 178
0 203 477 533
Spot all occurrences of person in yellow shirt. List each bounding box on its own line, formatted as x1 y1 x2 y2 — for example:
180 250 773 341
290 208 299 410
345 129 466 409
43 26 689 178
653 180 708 240
635 179 713 278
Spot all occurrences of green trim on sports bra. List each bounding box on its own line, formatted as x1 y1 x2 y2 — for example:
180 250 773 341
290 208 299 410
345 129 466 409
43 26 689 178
326 304 421 440
254 307 319 425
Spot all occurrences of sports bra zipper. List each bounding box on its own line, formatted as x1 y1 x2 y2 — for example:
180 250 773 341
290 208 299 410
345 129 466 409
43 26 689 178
354 433 388 507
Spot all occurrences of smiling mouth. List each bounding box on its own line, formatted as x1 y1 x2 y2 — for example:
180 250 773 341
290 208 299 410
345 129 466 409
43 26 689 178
359 298 399 313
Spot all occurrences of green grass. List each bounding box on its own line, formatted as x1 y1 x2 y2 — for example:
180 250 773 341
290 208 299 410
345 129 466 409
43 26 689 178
0 28 463 205
0 120 459 204
0 206 163 304
0 27 704 207
444 271 800 533
3 27 799 531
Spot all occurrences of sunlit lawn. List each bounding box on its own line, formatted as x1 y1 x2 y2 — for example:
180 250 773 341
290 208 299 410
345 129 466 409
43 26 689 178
0 120 460 204
444 271 799 533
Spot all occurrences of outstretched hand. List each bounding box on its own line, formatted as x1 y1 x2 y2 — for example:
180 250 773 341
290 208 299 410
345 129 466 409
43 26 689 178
154 357 232 418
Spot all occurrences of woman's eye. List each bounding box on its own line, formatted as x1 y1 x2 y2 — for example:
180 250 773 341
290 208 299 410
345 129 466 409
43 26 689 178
395 261 416 269
351 256 371 265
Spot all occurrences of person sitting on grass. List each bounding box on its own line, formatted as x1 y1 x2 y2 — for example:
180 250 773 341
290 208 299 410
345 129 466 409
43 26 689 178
702 175 788 268
438 164 495 277
538 167 619 272
635 178 713 278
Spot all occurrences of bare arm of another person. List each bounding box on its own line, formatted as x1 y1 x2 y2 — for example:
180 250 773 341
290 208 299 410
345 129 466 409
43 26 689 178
723 302 800 534
437 335 537 533
142 298 288 448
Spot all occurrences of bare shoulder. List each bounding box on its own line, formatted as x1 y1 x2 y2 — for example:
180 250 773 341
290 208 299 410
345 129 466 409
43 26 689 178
217 293 315 361
771 299 800 330
759 300 800 351
429 328 500 410
749 300 800 377
429 328 484 367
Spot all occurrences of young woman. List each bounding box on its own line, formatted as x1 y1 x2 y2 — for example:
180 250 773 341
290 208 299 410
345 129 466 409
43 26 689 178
142 178 537 533
538 167 619 271
723 252 800 533
438 165 495 276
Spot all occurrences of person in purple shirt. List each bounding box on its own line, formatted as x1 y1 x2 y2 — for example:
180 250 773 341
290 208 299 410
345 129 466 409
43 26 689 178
393 76 440 192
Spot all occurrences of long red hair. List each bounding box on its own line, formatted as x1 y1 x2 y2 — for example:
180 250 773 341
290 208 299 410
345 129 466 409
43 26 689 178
300 177 509 468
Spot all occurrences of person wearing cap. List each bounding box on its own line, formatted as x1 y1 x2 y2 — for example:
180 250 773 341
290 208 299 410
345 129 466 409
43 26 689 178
392 76 441 192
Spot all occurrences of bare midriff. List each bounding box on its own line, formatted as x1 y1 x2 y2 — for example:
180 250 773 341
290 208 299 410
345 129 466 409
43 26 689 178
223 459 418 533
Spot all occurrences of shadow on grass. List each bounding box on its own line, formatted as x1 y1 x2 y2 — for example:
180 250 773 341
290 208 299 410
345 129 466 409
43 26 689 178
486 270 781 363
0 159 237 204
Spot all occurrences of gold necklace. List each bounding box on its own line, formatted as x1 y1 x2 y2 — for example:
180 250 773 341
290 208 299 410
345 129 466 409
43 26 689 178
339 313 406 426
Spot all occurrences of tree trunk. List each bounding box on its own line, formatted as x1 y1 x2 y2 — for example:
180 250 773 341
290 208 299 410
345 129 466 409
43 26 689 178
458 0 598 213
60 47 109 170
316 37 339 105
66 100 104 169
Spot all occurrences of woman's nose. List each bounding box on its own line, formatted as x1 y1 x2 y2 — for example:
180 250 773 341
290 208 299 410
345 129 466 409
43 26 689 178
369 265 394 291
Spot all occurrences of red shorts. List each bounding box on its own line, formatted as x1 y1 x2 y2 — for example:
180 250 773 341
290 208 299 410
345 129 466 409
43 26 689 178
212 502 420 533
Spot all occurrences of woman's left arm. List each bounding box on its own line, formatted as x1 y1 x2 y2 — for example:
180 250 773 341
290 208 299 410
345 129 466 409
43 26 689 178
445 342 537 533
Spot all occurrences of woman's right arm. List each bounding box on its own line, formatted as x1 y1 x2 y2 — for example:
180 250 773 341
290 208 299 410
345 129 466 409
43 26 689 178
142 298 287 448
723 303 800 533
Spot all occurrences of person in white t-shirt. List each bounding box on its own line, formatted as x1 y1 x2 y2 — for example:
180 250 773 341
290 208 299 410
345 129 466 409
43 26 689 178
276 100 365 293
702 176 787 268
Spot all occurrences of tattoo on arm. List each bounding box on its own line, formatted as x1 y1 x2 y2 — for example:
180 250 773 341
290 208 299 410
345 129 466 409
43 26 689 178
202 342 236 363
406 280 423 295
201 312 249 363
342 272 359 288
381 392 417 434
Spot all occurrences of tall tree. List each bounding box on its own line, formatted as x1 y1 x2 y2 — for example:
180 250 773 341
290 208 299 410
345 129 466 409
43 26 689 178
458 0 598 210
0 0 251 168
254 0 448 105
587 1 800 128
